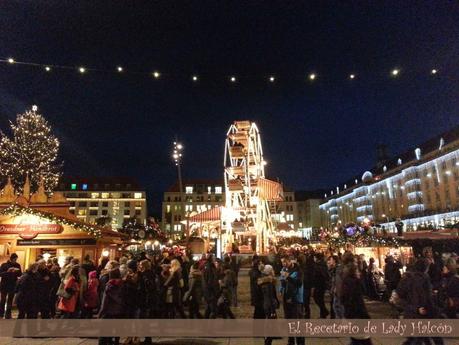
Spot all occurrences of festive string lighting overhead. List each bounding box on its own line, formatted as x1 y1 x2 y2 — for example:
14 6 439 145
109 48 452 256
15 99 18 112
0 57 447 84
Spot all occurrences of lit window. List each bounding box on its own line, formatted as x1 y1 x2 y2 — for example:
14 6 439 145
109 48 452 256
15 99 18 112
71 183 77 190
82 184 88 190
166 205 171 213
186 186 193 194
101 193 109 199
207 186 212 194
91 193 99 199
215 186 222 194
134 193 142 199
78 209 86 216
286 214 294 221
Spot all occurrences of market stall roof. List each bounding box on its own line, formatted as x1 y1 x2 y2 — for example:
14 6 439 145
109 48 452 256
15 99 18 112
0 203 123 239
184 206 222 224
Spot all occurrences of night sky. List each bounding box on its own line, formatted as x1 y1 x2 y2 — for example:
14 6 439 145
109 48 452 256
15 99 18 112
0 2 458 216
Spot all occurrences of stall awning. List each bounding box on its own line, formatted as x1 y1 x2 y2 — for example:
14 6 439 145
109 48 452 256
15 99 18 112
185 206 222 224
258 178 283 201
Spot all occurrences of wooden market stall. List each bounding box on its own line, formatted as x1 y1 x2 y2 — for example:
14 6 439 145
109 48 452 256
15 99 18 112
0 177 123 268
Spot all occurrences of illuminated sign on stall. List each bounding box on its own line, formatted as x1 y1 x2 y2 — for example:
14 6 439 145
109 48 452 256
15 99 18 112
0 224 63 240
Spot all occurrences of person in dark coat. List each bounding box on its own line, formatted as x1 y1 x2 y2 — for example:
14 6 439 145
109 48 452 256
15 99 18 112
281 257 304 345
312 252 330 318
0 253 22 319
137 259 158 345
257 265 279 345
384 256 402 300
48 258 61 318
98 268 125 345
341 263 373 345
36 260 53 318
203 255 219 319
249 256 264 319
163 259 186 319
217 267 236 319
423 247 443 291
396 258 444 345
327 255 339 319
15 263 39 319
82 254 96 279
97 260 120 309
186 262 203 319
229 255 240 307
301 251 314 319
440 258 459 319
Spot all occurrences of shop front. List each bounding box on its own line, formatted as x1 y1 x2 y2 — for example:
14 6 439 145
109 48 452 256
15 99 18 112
0 178 122 268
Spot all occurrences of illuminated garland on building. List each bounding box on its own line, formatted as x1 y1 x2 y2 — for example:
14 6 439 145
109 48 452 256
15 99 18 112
320 226 401 249
0 204 102 238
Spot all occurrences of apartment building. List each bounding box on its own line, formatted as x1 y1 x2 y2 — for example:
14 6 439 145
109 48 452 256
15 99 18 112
57 177 147 229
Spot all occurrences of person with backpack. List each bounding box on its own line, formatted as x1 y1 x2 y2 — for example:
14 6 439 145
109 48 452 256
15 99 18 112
57 265 81 318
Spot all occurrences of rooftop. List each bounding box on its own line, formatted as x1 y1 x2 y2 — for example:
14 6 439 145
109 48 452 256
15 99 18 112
57 176 144 192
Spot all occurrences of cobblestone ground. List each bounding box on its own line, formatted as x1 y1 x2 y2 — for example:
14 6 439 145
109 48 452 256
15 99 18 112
0 269 457 345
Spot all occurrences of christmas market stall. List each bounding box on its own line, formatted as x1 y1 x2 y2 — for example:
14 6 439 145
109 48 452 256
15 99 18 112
320 221 413 268
0 177 123 268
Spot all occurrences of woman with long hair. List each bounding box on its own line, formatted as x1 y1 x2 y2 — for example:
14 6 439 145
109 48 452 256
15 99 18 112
57 265 80 318
163 259 186 318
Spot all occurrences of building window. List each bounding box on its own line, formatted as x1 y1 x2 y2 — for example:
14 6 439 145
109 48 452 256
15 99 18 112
90 201 98 207
215 186 222 194
124 209 130 215
124 202 130 207
102 201 109 207
186 186 193 194
71 183 77 190
166 205 171 213
207 186 212 194
135 209 141 216
101 209 108 216
69 209 75 214
78 209 86 216
286 214 294 222
89 210 98 216
134 193 142 199
78 202 87 207
82 184 88 190
101 193 109 199
122 193 131 198
91 193 99 199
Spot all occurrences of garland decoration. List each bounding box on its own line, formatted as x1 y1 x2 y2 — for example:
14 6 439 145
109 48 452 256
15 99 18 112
0 204 103 238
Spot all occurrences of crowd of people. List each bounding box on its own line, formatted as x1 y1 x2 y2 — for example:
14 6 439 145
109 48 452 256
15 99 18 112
249 246 459 345
0 245 457 345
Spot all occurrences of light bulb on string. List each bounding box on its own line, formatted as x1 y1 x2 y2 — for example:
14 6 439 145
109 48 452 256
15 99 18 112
117 66 123 72
153 71 160 79
309 73 316 81
45 66 51 72
391 69 400 77
79 67 86 74
349 74 355 80
230 76 236 83
269 76 275 82
7 58 14 64
431 69 437 75
192 75 198 81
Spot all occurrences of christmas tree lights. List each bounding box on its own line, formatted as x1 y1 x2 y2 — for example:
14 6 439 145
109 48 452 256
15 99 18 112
0 106 62 193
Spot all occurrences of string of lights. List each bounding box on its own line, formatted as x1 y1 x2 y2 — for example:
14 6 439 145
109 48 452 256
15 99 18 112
0 57 442 83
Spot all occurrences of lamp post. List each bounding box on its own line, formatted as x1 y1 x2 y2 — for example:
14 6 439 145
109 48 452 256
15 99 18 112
173 141 185 239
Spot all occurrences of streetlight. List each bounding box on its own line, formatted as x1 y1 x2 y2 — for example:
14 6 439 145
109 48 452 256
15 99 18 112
173 140 185 238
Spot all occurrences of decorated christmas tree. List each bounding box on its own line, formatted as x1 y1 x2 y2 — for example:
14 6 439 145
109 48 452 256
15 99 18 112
0 105 62 193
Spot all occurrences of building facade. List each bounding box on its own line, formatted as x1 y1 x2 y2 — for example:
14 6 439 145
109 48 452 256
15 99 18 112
162 179 323 239
320 126 459 232
161 180 224 239
57 177 147 229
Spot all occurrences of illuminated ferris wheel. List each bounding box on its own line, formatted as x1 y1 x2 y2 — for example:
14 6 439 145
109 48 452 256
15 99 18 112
223 120 279 253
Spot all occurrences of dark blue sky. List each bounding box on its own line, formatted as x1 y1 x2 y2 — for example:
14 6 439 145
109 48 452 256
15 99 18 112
0 2 458 216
